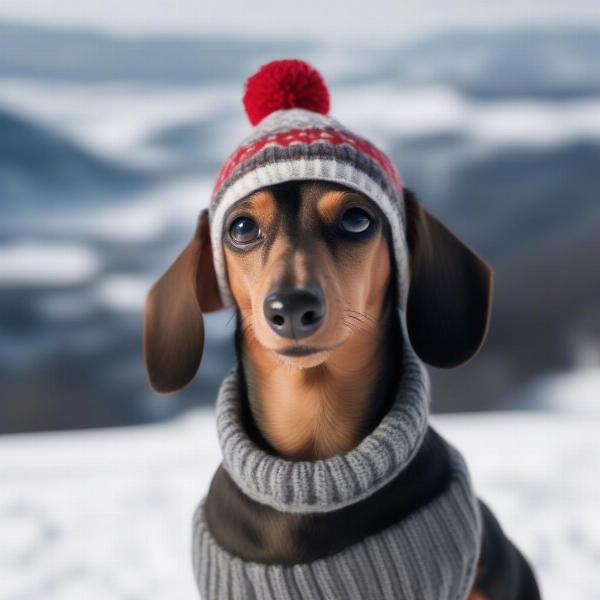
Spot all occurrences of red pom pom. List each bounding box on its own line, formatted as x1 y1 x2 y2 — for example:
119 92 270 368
243 59 330 126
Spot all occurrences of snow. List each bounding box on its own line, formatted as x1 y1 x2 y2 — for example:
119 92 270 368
0 242 100 286
436 412 600 599
1 407 598 599
516 366 600 414
93 275 154 313
2 80 600 170
332 84 600 146
0 80 240 168
28 176 214 244
0 411 219 600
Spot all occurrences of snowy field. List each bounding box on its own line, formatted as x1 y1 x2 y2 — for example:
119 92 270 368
1 401 599 600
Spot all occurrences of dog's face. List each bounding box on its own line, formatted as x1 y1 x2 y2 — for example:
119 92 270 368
143 180 492 393
222 181 391 368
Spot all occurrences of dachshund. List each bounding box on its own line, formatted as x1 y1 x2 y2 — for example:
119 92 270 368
143 180 541 599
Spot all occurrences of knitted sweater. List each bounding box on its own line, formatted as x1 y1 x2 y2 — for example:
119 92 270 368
192 341 482 599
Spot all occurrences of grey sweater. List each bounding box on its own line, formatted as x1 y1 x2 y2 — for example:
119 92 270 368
192 340 482 599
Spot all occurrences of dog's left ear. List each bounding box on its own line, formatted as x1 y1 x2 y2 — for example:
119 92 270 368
404 190 493 368
143 209 222 393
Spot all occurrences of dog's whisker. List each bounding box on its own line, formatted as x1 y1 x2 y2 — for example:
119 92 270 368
345 315 370 332
345 311 377 325
345 314 365 324
344 314 376 335
343 321 373 337
343 320 361 334
343 308 377 324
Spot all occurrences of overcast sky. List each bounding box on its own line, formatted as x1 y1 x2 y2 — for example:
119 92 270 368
0 0 598 42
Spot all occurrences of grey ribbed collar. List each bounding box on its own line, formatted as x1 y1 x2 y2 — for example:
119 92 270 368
215 331 431 514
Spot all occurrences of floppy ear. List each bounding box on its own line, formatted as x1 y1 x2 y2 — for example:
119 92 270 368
143 209 223 393
404 190 493 368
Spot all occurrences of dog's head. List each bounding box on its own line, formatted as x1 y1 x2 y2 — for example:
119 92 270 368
144 181 492 393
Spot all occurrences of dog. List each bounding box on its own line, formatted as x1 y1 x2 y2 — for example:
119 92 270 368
143 55 539 600
143 180 541 599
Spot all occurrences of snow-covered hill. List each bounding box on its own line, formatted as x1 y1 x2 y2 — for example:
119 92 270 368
1 408 598 599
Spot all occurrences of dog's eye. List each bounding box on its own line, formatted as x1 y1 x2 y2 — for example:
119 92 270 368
229 216 260 244
340 207 372 234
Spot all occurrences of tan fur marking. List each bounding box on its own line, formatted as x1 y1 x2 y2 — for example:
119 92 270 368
316 189 348 222
241 189 277 223
224 183 392 460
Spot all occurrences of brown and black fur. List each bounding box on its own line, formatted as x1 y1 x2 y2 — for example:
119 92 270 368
144 180 541 599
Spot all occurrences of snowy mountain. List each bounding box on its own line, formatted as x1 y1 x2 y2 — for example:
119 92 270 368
2 22 600 99
0 107 148 214
382 28 600 99
0 21 313 84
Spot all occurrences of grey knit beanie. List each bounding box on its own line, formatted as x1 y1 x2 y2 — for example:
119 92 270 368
208 58 409 309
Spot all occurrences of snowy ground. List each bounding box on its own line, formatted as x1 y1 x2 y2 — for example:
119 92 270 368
1 406 598 600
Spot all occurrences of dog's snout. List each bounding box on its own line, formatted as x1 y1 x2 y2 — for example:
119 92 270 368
263 287 326 339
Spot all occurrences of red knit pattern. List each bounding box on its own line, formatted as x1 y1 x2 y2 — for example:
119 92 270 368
243 59 330 126
212 128 402 199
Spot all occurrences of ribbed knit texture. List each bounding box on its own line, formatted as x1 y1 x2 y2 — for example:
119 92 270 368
193 429 481 600
216 323 429 514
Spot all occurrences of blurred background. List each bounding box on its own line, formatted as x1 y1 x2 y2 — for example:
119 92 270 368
0 1 599 598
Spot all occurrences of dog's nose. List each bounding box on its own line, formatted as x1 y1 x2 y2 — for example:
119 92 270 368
263 287 326 339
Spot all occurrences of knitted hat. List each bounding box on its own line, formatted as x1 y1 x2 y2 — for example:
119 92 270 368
209 59 409 309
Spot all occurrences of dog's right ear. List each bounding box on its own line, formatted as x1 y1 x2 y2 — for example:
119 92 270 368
143 209 222 393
